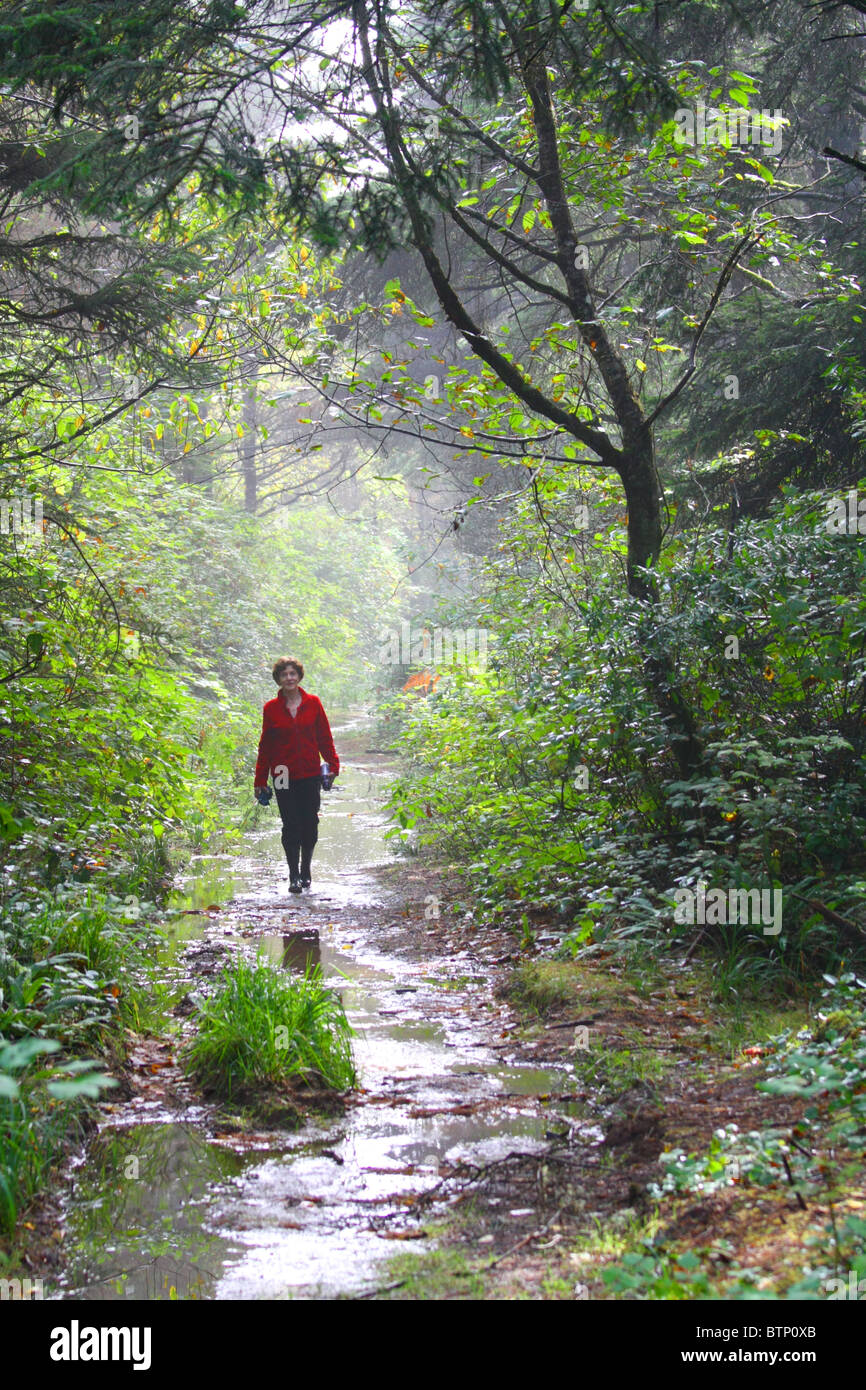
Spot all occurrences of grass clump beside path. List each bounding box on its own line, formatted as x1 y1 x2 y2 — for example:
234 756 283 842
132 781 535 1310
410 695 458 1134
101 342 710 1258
182 954 355 1100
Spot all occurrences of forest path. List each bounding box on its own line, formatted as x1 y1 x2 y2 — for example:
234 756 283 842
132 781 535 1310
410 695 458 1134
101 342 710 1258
52 720 582 1300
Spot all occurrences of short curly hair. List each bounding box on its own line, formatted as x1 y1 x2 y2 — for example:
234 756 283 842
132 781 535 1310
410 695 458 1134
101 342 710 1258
272 656 304 683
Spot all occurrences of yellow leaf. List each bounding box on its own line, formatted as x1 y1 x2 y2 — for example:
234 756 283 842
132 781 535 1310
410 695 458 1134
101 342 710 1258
636 360 647 372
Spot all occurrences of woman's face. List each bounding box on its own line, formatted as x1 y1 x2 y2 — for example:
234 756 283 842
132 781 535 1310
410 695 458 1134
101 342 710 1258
279 665 301 693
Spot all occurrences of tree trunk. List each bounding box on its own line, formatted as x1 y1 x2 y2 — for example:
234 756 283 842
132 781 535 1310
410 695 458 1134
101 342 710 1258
241 387 257 514
619 432 704 778
618 431 663 602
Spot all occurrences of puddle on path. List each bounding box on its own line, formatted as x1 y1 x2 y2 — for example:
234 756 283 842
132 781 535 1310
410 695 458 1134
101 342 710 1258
55 735 580 1300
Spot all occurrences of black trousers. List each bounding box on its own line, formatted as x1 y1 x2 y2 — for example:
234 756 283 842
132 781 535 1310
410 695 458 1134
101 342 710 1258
274 777 320 875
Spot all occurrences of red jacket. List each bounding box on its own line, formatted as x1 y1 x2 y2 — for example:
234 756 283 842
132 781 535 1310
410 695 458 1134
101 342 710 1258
254 688 340 786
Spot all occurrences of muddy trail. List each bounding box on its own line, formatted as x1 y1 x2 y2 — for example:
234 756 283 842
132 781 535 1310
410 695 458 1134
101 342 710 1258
50 723 590 1301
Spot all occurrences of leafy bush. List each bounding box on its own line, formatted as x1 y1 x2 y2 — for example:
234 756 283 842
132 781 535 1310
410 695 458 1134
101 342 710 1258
0 1037 116 1236
384 491 866 988
0 886 161 1239
758 971 866 1186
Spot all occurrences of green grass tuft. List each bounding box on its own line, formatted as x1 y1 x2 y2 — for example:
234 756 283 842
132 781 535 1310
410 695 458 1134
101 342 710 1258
181 953 355 1098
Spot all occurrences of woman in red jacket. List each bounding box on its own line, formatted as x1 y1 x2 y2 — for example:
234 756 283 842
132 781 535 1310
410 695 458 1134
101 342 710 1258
254 657 340 893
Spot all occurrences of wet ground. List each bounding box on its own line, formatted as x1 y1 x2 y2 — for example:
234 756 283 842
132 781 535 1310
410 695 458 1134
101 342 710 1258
53 730 583 1300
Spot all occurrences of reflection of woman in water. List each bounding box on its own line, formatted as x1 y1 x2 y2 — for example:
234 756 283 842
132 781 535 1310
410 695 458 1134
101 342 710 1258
254 658 340 894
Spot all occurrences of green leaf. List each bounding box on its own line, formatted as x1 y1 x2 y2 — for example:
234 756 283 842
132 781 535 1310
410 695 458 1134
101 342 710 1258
0 1039 60 1070
48 1072 118 1100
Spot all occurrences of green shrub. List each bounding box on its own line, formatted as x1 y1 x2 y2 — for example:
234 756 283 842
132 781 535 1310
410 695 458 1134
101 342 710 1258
384 491 866 989
0 1038 116 1236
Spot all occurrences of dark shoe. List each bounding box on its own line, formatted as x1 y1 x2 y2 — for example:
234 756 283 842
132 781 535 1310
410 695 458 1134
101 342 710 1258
289 874 302 894
300 874 311 890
